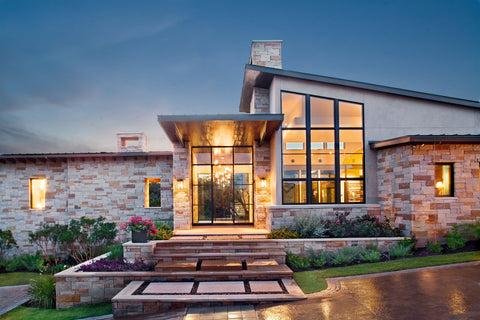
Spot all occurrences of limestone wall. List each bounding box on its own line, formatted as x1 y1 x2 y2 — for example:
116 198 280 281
0 154 173 253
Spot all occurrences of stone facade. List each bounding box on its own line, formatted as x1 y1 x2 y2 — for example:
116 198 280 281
269 204 382 230
377 143 480 245
249 40 282 68
0 154 173 253
254 143 271 229
172 142 192 230
251 87 270 114
116 133 148 152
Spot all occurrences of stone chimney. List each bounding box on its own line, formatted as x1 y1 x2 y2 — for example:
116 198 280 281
249 40 282 69
117 133 147 152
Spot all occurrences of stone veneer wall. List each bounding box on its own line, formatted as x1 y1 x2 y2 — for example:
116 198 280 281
377 143 480 244
172 142 192 230
254 143 272 229
269 204 382 231
0 155 173 253
252 87 270 114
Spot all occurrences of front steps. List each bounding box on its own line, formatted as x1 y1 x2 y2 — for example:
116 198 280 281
112 238 305 318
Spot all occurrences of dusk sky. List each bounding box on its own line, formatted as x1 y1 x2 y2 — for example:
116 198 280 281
1 0 479 154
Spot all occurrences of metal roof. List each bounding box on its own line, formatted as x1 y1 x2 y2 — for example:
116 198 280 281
369 135 480 150
158 113 284 147
0 151 172 161
239 64 480 113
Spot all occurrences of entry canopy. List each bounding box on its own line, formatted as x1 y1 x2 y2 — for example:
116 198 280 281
158 114 284 147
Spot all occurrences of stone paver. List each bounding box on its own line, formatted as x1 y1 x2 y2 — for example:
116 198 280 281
143 282 194 294
196 281 245 294
249 281 283 293
0 285 30 316
185 305 258 320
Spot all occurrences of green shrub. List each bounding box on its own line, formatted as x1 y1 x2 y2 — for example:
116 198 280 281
108 243 124 260
445 226 467 251
291 215 326 238
323 212 402 238
150 221 173 240
309 251 329 268
389 244 412 258
29 223 68 266
360 249 381 263
426 241 443 253
267 227 300 239
461 220 480 240
286 253 311 270
28 274 56 309
330 246 362 266
2 252 45 273
0 229 18 262
398 235 417 252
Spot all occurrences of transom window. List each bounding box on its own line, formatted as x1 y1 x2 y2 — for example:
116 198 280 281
281 91 365 204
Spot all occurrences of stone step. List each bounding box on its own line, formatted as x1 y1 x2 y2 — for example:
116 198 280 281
156 240 284 248
112 279 306 318
152 251 286 264
154 244 283 252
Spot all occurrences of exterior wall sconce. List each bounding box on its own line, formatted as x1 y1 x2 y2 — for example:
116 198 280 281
177 179 185 190
260 178 267 189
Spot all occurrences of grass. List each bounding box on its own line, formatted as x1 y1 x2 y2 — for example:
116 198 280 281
0 302 112 320
293 251 480 294
0 272 43 287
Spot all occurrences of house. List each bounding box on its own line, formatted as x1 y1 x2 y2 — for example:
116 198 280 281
1 41 479 251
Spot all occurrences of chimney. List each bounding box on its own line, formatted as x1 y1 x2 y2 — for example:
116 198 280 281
249 40 282 69
117 133 147 152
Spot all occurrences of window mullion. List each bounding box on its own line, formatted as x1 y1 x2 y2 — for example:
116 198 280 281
334 100 341 203
305 95 312 204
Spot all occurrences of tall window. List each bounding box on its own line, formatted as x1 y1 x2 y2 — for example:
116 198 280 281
145 178 161 207
281 91 364 204
30 178 46 209
435 164 453 197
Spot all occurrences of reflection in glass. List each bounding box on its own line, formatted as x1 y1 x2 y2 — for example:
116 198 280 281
341 180 364 203
282 92 306 128
312 180 335 203
339 101 363 127
311 97 334 127
283 181 307 204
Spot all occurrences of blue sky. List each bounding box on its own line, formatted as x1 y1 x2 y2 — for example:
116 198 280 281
0 0 479 153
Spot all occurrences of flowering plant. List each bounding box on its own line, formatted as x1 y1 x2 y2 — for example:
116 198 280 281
120 216 157 235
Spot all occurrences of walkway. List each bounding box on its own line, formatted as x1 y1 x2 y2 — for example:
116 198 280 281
0 284 30 316
256 261 480 320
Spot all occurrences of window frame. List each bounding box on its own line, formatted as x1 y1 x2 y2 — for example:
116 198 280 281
280 90 365 204
434 163 454 197
30 177 46 210
145 178 162 208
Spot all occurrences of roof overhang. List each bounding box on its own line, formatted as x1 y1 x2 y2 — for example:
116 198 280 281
0 151 172 162
158 114 284 147
369 135 480 150
239 64 480 113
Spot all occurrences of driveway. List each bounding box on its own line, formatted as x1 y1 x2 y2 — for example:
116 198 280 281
256 262 480 320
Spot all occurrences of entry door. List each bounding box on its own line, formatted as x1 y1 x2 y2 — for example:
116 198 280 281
192 147 253 224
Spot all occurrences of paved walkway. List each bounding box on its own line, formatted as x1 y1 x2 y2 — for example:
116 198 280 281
256 261 480 320
0 284 30 316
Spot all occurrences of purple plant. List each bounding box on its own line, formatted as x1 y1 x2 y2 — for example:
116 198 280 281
77 258 152 272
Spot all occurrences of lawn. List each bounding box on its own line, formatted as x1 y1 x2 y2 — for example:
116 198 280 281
0 272 43 287
0 303 112 320
293 250 480 293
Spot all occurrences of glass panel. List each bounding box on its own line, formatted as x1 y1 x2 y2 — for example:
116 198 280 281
147 179 161 207
282 92 306 128
311 97 334 127
192 165 211 185
283 181 307 204
193 205 212 224
234 204 253 223
212 147 233 164
234 165 252 185
283 130 306 153
31 178 46 209
213 164 233 222
435 164 453 196
193 186 212 206
339 130 363 154
312 180 335 203
234 185 252 204
234 147 252 164
310 130 335 152
311 154 335 178
192 147 211 164
340 153 363 178
341 180 364 203
283 154 306 178
339 101 363 127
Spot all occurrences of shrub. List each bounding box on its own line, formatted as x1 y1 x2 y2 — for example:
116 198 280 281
330 246 362 266
309 251 329 268
29 223 68 265
267 227 300 239
291 215 326 238
108 243 124 260
459 220 480 241
28 275 56 309
426 241 443 253
323 212 402 238
389 244 412 258
2 252 46 273
78 258 152 272
286 253 311 270
325 212 354 238
445 226 467 251
360 249 381 263
0 229 18 262
150 221 173 240
398 235 418 252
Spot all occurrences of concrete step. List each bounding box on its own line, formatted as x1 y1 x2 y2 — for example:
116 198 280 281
152 251 286 264
112 279 306 318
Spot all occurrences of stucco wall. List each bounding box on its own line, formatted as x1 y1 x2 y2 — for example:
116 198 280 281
0 155 173 253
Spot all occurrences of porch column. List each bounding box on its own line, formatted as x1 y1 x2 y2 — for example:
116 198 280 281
173 141 192 230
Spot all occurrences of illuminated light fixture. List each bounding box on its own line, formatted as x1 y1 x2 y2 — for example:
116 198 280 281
260 178 267 188
177 179 185 190
436 181 444 189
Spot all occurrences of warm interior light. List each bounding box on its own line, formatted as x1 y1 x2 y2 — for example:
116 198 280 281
436 181 444 189
178 180 184 190
260 179 267 188
31 178 46 209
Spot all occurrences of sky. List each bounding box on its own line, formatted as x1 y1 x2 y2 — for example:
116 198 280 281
0 0 479 154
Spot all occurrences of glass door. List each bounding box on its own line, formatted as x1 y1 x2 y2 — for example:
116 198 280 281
192 146 253 224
